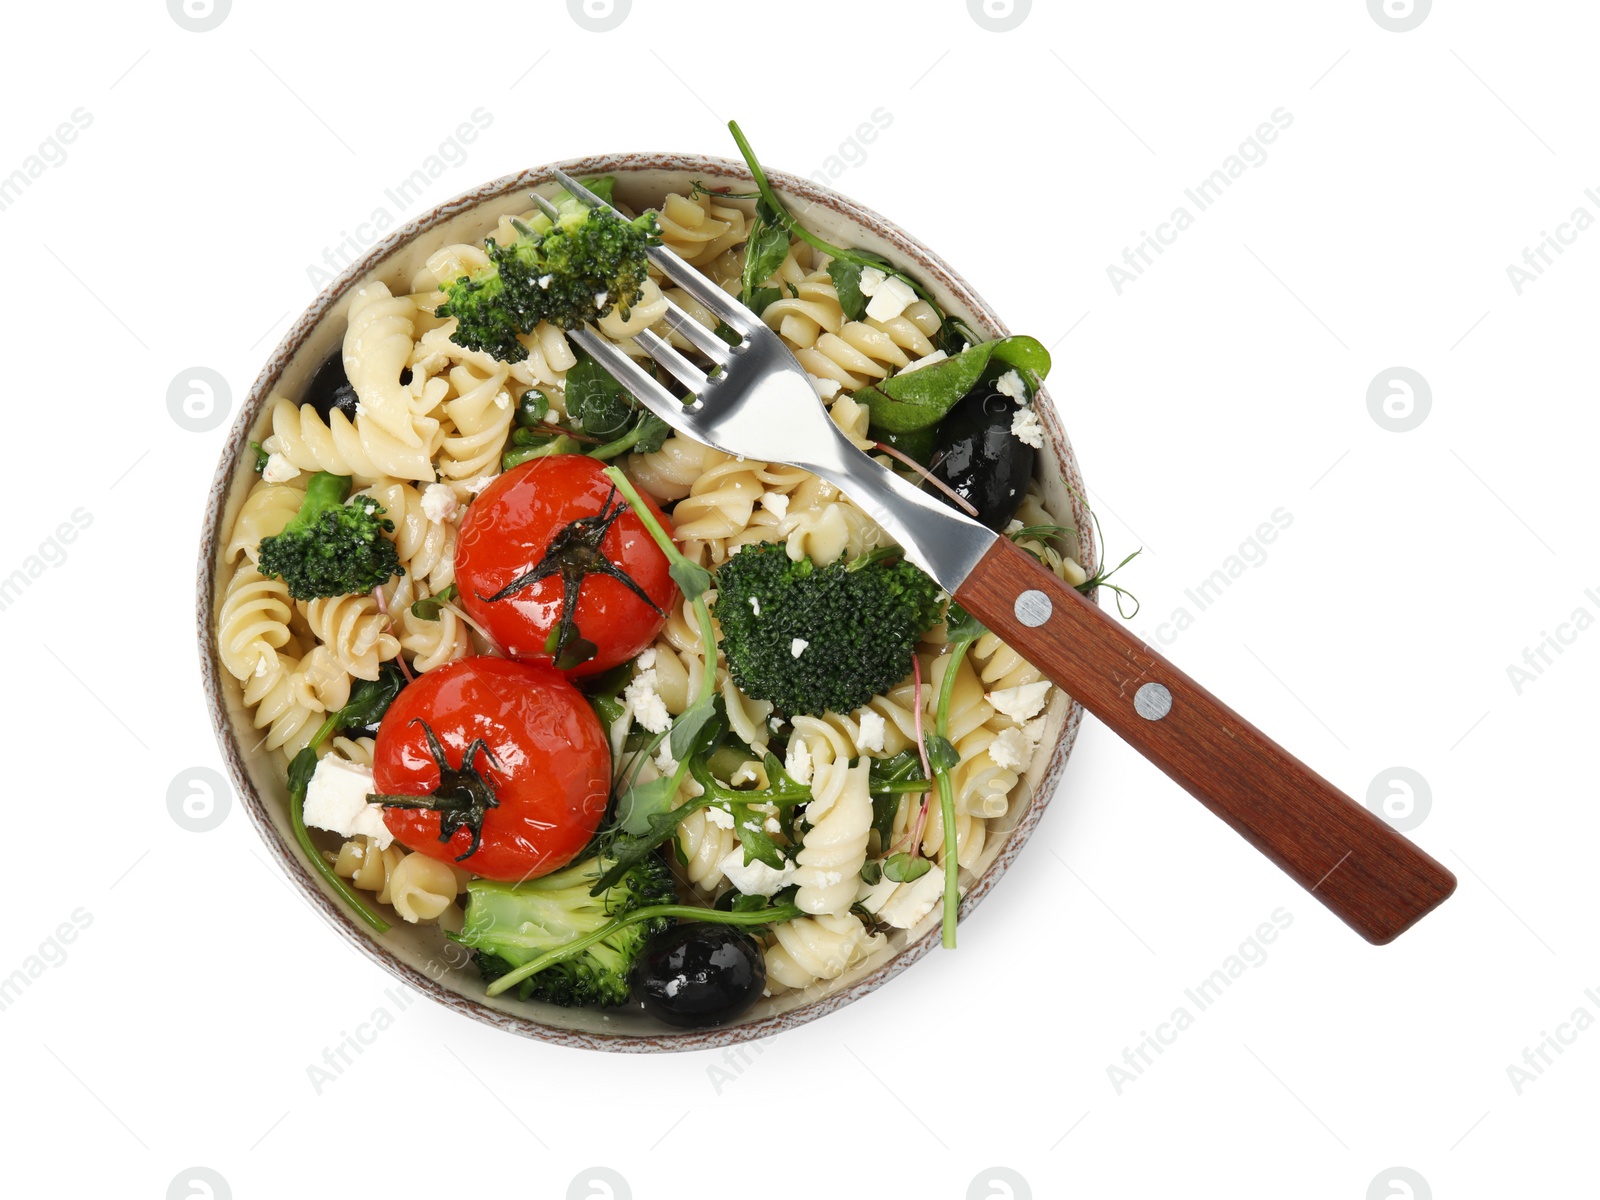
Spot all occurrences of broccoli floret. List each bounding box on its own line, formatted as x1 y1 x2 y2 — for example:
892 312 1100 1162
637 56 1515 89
256 471 403 601
436 185 662 363
714 543 945 715
458 854 676 1008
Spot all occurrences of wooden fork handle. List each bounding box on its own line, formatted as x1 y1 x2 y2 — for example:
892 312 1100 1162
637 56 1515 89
954 537 1455 944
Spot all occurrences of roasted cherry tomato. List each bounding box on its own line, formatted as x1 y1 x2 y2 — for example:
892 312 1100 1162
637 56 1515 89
372 656 609 881
455 454 678 676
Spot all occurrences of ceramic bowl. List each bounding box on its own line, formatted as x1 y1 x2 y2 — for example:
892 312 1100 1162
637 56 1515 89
197 153 1094 1051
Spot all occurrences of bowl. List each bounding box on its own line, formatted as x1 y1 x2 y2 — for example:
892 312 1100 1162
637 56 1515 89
197 153 1095 1051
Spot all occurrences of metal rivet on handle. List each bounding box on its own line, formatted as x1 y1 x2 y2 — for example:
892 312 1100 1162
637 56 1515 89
1134 682 1172 721
1014 589 1052 627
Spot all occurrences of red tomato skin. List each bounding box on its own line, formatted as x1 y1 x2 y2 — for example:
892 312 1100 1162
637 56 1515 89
374 656 610 881
455 455 678 677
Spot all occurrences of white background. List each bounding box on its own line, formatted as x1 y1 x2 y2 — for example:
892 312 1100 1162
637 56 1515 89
3 1 1593 1197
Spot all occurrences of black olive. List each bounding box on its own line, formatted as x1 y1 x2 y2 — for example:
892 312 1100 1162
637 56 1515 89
925 385 1037 532
303 352 361 422
632 923 766 1028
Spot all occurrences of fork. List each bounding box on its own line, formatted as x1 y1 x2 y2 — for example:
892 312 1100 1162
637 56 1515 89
538 169 1456 945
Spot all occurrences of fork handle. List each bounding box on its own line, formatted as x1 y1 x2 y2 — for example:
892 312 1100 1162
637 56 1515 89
954 536 1455 944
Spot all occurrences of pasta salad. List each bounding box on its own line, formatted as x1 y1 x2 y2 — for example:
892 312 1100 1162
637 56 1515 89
216 125 1121 1028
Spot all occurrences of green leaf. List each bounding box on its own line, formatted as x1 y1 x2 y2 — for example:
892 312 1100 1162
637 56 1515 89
924 733 959 774
565 354 633 439
409 583 458 622
859 860 883 886
868 749 924 846
855 336 1053 434
514 389 550 428
615 773 680 836
631 414 670 456
668 558 713 601
728 891 772 913
741 212 792 311
731 802 785 869
335 661 408 731
746 286 781 317
580 174 616 203
248 441 269 474
943 602 989 643
829 258 866 321
668 693 718 762
883 852 932 883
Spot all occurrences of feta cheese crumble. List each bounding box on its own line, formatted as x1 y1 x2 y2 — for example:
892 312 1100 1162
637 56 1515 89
760 492 790 520
988 726 1035 773
303 756 392 848
624 670 672 735
704 805 735 830
1010 405 1044 449
994 369 1028 404
790 637 809 659
718 848 798 897
462 474 497 496
785 737 814 786
748 596 761 616
856 708 886 753
419 482 459 524
898 349 948 376
985 681 1052 724
537 274 553 289
593 290 609 310
262 453 300 484
857 265 887 296
865 274 915 322
808 373 841 400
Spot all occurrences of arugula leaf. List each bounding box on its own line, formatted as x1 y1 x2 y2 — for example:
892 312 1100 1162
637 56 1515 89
924 733 959 774
741 209 792 312
868 749 925 848
883 852 932 883
829 258 867 321
668 557 714 601
334 661 408 733
855 335 1053 434
731 802 785 869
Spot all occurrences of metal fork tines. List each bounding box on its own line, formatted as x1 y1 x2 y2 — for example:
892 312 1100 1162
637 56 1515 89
527 168 996 591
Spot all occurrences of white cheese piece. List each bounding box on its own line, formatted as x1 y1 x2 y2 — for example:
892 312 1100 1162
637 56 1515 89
624 670 672 734
594 290 609 310
857 265 887 296
760 492 790 519
653 739 678 774
763 816 781 834
704 805 735 830
538 274 553 289
637 647 657 670
303 756 392 848
786 738 814 786
897 349 948 376
988 726 1034 773
262 453 300 484
790 638 809 659
856 708 886 753
731 761 761 787
419 482 459 524
1022 716 1048 745
877 867 947 929
994 369 1028 404
462 474 497 495
748 596 761 616
865 274 916 321
808 373 841 400
718 848 799 897
1010 405 1045 449
985 681 1052 724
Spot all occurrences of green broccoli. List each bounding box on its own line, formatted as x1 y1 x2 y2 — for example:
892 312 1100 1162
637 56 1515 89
435 183 662 362
714 543 945 716
256 471 403 601
458 853 675 1007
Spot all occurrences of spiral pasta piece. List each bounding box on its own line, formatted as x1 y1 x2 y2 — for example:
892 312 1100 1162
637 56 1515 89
793 757 872 917
764 913 885 993
356 479 457 593
297 592 401 681
262 396 440 485
217 562 293 684
225 480 305 564
657 190 751 266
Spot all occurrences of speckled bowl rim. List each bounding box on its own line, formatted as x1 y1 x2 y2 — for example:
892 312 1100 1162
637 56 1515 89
197 152 1095 1052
